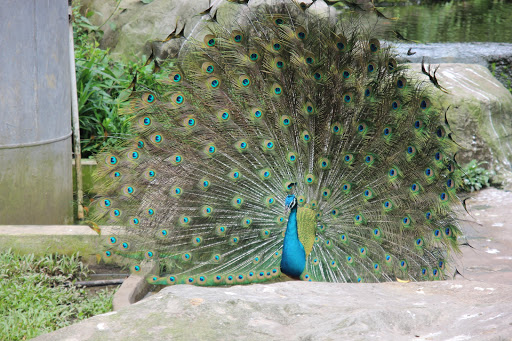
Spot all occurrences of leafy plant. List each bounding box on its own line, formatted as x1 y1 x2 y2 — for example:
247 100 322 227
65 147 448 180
74 43 133 157
0 250 116 341
460 160 495 192
72 3 169 158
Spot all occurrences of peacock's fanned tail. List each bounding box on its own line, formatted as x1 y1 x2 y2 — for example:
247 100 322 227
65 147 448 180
92 2 462 286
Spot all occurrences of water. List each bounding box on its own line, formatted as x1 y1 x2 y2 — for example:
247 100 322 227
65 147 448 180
381 0 512 43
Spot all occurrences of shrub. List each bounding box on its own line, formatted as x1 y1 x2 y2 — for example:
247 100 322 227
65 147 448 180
72 4 169 157
460 160 495 192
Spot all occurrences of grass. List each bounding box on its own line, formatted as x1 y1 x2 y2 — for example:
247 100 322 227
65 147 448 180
0 250 116 341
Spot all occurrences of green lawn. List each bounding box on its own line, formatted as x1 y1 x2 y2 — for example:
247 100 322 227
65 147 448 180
0 250 116 341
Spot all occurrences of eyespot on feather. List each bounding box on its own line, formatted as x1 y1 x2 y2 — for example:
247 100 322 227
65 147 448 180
436 126 446 139
231 30 243 43
203 34 216 47
331 122 343 135
183 115 197 128
319 157 331 169
305 173 316 184
228 169 242 181
204 143 217 156
335 35 348 51
313 70 324 81
217 110 230 122
387 58 398 71
127 150 140 161
396 77 407 89
341 68 352 80
169 71 182 83
420 98 431 110
369 38 380 53
301 130 312 143
272 83 283 96
141 93 156 104
304 101 315 115
202 62 215 74
272 14 285 26
171 92 184 105
248 49 260 62
367 62 376 73
305 52 315 65
280 115 292 127
270 39 282 52
150 133 163 144
343 92 354 104
239 75 251 87
139 116 152 127
235 139 249 153
287 151 297 163
295 26 307 40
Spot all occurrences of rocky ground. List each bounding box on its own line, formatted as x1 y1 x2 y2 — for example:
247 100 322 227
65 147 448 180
34 187 512 341
457 188 512 285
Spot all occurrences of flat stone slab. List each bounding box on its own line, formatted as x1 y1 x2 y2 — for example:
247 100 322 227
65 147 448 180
0 225 106 236
406 63 512 176
395 42 512 66
34 280 512 341
0 225 111 265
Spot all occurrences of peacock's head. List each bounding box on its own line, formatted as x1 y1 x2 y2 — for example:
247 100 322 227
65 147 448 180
284 194 297 211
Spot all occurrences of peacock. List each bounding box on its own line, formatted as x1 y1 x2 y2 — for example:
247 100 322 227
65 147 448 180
90 0 464 286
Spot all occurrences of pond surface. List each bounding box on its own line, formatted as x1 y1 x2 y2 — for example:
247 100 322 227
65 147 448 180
380 0 512 43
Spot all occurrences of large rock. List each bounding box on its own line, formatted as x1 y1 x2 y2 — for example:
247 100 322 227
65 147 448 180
408 63 512 181
79 0 209 61
32 188 512 341
395 42 512 93
33 280 512 340
79 0 331 60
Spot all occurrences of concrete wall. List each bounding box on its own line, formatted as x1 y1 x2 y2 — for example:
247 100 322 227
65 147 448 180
0 1 73 224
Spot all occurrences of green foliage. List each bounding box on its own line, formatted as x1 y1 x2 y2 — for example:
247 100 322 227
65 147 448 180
460 160 495 192
74 43 132 157
72 4 169 157
0 250 115 341
490 63 512 94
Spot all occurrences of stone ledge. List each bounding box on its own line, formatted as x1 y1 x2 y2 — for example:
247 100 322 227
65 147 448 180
112 261 159 311
0 225 117 265
395 42 512 66
0 225 113 236
33 280 512 341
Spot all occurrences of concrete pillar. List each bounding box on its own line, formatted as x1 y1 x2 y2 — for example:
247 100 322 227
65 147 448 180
0 1 73 224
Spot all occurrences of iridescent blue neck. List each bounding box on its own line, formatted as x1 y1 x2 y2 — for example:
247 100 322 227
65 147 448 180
280 205 306 278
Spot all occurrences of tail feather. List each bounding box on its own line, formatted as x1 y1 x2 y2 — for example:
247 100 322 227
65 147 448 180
91 1 463 286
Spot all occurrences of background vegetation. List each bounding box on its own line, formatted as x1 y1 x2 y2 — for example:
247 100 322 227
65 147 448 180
460 160 496 192
73 5 168 158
